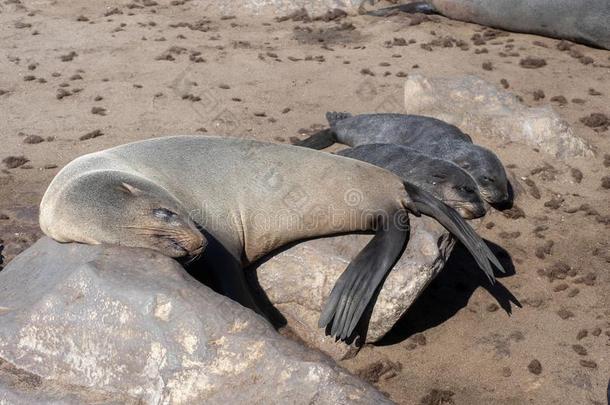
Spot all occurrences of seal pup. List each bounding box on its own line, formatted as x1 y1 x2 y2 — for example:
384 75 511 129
337 144 486 219
296 112 509 204
40 135 504 340
363 0 610 50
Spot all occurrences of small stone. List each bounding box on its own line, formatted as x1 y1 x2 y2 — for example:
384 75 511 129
14 21 32 29
578 359 597 369
502 206 525 219
571 344 587 356
576 329 588 340
23 75 36 81
404 342 417 350
588 88 601 96
219 84 230 89
525 298 543 308
360 68 374 76
59 51 78 62
482 62 493 71
23 135 44 144
567 288 579 298
557 309 574 319
532 90 545 101
412 333 426 346
501 367 511 377
2 156 29 169
591 327 601 337
420 389 455 405
580 113 608 130
91 107 107 116
519 57 546 68
486 303 499 312
56 88 71 100
500 79 509 89
281 107 291 114
601 176 610 189
527 359 542 375
570 168 583 183
79 129 104 141
253 112 266 117
552 283 568 292
550 95 567 106
44 164 58 169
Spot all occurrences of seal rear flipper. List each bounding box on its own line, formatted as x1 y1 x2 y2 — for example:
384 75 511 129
319 213 409 340
325 111 353 127
293 129 337 150
403 182 505 283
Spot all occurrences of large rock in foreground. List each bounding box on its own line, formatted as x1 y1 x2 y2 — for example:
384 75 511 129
255 216 455 359
0 238 391 405
403 74 595 159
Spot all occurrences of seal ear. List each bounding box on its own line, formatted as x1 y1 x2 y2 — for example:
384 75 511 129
117 182 144 196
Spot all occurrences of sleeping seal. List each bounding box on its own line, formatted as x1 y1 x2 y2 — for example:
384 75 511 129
337 144 486 219
296 112 509 204
40 135 504 340
365 0 610 50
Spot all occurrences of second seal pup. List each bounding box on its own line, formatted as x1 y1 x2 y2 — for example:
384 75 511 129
297 112 509 204
40 136 504 340
337 144 486 219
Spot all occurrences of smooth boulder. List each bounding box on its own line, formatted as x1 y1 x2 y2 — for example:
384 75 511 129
403 74 595 159
0 238 391 405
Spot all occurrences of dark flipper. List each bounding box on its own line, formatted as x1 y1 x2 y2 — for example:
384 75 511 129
366 2 437 17
294 129 337 150
403 182 505 283
325 111 353 127
319 211 409 340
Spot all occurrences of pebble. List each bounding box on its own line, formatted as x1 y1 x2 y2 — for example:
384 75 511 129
527 359 542 375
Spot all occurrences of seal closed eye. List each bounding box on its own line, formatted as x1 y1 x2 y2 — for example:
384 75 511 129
40 135 504 340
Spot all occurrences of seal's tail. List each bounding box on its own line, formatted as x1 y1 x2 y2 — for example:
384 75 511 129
403 181 505 283
325 111 352 127
293 129 336 150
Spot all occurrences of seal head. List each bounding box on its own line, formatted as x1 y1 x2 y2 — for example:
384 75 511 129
452 147 509 204
40 170 206 259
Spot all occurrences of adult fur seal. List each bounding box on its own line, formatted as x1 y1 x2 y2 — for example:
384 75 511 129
337 144 486 219
296 112 509 204
40 135 504 340
364 0 610 50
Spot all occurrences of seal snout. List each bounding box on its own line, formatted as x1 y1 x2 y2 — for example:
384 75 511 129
182 228 206 257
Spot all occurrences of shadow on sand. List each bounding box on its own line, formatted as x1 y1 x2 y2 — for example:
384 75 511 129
377 239 520 346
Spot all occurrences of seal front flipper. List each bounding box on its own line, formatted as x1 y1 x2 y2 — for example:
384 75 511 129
403 182 505 283
293 129 336 150
319 211 409 340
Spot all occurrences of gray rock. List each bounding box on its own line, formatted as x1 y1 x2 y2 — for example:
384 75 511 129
0 238 391 405
254 216 455 359
403 74 595 159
